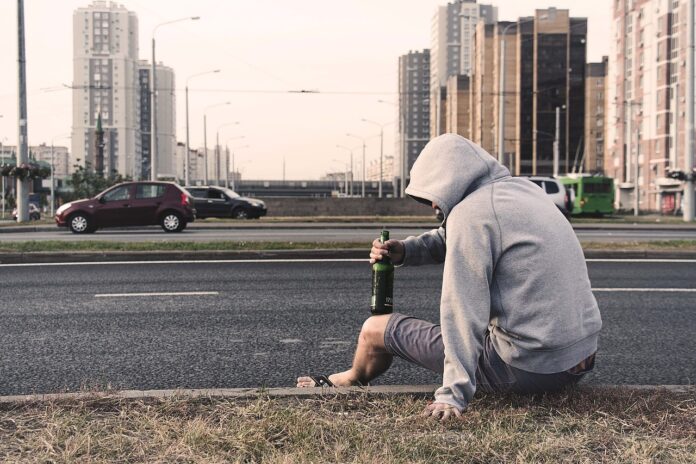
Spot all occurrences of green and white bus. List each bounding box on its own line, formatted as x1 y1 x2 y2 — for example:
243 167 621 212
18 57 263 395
559 174 615 216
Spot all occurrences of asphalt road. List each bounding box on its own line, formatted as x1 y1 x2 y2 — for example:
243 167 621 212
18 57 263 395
0 226 695 243
1 259 694 396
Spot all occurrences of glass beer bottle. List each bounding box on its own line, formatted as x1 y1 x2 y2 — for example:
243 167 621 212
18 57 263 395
371 230 394 315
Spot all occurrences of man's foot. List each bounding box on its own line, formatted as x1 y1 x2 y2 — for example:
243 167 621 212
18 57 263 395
296 370 360 388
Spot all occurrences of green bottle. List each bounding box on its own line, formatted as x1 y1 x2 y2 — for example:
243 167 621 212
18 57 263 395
371 229 394 315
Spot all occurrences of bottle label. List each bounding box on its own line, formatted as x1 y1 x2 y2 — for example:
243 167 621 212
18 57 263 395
371 267 394 315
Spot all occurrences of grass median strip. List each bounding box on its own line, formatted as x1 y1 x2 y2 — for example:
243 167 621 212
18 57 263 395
0 240 369 253
2 239 696 253
0 387 694 462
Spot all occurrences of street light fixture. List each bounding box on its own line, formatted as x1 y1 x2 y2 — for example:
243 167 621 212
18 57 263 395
346 133 368 197
185 69 220 186
336 144 358 197
151 15 200 181
202 101 230 185
215 122 240 186
361 119 393 198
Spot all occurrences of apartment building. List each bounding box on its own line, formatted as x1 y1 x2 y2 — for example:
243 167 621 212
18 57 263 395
584 58 608 174
397 50 430 187
607 0 692 212
430 0 497 138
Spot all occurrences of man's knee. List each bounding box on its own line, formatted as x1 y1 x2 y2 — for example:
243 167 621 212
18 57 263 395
360 314 391 349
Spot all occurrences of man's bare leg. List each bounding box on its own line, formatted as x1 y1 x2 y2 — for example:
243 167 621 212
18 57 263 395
297 315 393 387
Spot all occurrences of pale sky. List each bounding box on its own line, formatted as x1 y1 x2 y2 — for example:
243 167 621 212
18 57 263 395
0 0 611 180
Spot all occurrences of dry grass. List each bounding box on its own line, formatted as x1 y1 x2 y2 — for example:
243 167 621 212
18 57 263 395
1 387 694 463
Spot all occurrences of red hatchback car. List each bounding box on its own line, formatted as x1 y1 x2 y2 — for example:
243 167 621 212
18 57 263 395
55 181 196 234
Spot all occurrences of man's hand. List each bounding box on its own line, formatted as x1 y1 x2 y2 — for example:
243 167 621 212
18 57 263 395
422 402 463 421
370 238 404 265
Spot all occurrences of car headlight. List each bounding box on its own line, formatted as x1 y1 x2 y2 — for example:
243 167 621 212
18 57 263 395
56 203 72 215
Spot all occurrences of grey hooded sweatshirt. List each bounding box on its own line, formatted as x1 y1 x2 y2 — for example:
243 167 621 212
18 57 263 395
402 134 602 411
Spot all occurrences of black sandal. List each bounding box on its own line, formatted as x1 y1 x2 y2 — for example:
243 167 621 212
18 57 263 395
309 375 335 387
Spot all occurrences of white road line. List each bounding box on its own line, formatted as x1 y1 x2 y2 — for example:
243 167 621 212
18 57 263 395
1 258 695 268
586 259 696 263
0 259 367 267
95 291 219 298
593 288 696 293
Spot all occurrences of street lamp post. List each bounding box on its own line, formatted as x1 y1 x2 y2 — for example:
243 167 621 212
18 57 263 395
378 99 409 198
203 101 230 185
226 136 245 189
336 145 357 197
346 133 368 197
362 119 392 198
216 122 240 186
229 144 249 191
185 69 220 186
151 16 200 181
50 134 70 218
498 17 543 171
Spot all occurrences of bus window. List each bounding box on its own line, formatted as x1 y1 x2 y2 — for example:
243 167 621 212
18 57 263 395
584 182 612 194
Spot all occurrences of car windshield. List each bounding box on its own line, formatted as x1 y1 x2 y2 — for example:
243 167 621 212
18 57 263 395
224 189 240 198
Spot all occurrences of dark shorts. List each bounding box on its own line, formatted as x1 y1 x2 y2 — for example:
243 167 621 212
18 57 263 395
383 313 592 394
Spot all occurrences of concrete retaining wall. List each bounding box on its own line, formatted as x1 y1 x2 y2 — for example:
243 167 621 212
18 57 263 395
263 198 432 217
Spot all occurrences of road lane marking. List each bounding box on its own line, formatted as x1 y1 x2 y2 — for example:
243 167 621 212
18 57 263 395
2 258 696 268
592 288 696 293
586 259 696 263
95 291 219 298
0 259 367 267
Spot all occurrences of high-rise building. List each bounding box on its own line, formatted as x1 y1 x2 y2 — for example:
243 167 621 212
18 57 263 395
397 50 430 188
471 22 496 153
514 9 587 176
445 75 471 137
607 0 692 213
137 61 176 179
584 57 608 174
492 21 519 171
430 0 497 138
72 1 139 178
72 2 176 181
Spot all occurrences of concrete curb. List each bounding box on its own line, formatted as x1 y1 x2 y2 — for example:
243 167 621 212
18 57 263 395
2 248 696 264
0 384 693 404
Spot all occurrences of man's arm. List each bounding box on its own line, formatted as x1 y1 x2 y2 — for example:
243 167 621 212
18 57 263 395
432 211 498 412
399 227 447 266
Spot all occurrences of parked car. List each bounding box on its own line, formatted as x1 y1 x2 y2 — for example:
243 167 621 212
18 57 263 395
12 203 41 221
186 186 267 219
55 181 196 234
526 176 574 217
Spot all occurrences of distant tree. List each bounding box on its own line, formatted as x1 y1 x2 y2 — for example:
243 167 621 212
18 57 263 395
66 161 131 201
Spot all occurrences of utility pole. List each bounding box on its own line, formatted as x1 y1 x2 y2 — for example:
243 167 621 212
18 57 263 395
685 0 695 221
553 107 560 177
225 145 230 189
203 114 208 184
16 0 29 223
635 126 640 217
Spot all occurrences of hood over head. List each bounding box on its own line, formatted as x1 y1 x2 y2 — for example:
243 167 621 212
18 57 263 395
405 134 511 222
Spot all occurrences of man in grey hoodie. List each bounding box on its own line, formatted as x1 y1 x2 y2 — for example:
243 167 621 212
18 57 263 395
297 134 602 420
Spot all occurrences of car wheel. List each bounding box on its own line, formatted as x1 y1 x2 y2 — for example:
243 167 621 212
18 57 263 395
69 213 91 234
232 207 249 220
161 212 184 232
